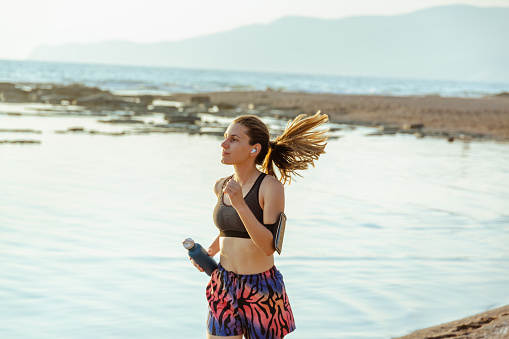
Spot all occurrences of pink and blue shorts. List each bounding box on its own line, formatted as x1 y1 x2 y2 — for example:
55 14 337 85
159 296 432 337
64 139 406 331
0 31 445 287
206 263 296 338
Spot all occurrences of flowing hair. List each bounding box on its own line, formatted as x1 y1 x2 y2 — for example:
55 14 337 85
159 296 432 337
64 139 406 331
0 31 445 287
234 111 329 185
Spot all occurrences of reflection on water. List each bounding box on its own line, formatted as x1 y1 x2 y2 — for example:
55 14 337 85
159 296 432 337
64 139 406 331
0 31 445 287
0 114 508 338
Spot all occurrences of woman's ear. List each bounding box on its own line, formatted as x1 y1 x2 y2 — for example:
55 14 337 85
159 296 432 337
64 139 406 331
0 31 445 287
250 144 261 156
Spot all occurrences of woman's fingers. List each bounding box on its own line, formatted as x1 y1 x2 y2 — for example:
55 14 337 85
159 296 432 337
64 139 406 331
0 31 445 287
224 179 244 207
189 258 204 272
223 178 240 194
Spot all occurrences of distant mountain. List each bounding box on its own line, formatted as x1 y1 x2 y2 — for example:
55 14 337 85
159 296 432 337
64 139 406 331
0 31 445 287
28 5 509 83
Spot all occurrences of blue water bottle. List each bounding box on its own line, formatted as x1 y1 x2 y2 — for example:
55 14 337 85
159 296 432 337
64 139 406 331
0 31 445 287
182 238 218 276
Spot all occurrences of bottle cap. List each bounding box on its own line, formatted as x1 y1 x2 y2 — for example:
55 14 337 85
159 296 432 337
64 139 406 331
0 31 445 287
182 238 195 250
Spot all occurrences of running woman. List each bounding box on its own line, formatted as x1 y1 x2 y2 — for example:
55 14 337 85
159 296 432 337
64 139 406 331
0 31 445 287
191 112 329 338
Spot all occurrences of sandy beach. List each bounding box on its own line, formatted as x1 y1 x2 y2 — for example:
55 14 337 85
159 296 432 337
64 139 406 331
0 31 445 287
396 305 509 338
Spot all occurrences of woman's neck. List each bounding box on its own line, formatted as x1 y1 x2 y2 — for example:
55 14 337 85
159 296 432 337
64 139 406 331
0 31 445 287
233 163 260 187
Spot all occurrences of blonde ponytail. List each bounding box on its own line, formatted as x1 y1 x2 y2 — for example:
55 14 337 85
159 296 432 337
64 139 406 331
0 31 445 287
234 111 329 185
262 111 329 185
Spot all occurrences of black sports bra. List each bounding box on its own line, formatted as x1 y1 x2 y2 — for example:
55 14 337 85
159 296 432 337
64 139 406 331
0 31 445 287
213 173 275 238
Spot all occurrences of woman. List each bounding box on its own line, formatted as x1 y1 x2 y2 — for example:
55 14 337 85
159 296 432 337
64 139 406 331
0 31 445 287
192 111 329 338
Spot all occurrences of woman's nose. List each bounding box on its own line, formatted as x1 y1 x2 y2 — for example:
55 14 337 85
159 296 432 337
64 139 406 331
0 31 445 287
221 139 228 148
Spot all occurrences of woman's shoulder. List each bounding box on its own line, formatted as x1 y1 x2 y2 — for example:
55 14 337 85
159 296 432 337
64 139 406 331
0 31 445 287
260 173 284 194
259 173 285 212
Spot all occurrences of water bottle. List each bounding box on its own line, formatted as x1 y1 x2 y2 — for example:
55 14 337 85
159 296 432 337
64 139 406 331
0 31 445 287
182 238 218 276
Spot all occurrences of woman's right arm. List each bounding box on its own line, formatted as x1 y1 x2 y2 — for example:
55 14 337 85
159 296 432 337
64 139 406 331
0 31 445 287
208 178 223 257
207 235 220 257
190 178 223 272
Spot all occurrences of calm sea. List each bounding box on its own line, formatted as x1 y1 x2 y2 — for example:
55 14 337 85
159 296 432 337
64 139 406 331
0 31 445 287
1 59 509 97
0 61 509 338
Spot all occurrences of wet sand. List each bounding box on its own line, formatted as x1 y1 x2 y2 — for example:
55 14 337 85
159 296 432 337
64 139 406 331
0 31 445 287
396 305 509 339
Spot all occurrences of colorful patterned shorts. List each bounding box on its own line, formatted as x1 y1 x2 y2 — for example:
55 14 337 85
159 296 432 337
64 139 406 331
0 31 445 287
206 263 296 338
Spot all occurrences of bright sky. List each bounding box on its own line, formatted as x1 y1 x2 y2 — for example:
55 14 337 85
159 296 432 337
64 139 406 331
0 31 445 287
2 0 509 60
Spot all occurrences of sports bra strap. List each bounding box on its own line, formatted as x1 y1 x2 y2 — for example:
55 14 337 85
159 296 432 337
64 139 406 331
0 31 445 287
220 175 234 197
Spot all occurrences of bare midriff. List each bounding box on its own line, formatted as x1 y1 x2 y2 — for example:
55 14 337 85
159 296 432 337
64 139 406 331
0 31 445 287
219 237 274 275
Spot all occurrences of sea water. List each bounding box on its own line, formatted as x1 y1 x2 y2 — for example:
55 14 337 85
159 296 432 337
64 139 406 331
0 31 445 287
1 59 509 98
0 111 508 338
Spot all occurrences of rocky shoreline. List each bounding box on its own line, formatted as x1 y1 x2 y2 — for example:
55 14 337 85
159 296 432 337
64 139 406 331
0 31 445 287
172 91 509 142
1 82 509 143
396 304 509 339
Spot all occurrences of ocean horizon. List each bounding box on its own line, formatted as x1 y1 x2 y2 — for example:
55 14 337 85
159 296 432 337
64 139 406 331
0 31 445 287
1 59 509 98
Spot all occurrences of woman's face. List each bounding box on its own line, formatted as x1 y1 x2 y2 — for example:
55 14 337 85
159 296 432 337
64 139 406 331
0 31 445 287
221 123 255 165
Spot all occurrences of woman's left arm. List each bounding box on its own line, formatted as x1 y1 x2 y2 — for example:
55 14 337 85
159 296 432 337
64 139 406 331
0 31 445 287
224 177 284 256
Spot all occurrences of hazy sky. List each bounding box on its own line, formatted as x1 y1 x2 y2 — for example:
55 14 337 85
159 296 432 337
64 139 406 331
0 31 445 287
3 0 509 60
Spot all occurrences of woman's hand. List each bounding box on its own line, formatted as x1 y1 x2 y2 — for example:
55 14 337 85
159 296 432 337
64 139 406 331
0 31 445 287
189 247 214 272
223 178 247 210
